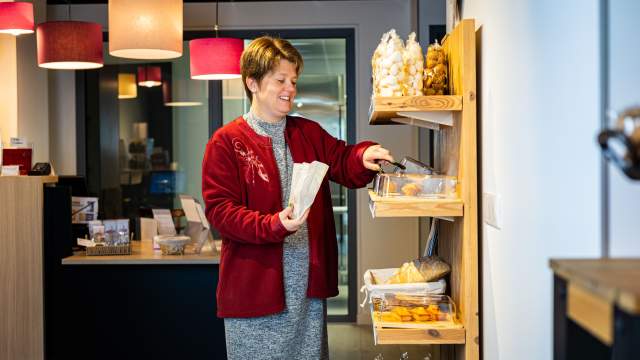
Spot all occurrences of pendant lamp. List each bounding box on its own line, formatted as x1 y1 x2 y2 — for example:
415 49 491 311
118 73 137 99
36 21 103 70
109 0 182 60
137 66 162 87
189 1 243 80
0 2 34 36
163 78 204 107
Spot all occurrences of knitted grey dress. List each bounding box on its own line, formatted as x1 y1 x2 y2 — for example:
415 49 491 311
223 112 328 360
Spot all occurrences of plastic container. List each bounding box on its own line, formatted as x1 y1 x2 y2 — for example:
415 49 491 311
371 293 457 327
402 32 423 96
154 235 191 255
373 173 457 198
360 268 446 308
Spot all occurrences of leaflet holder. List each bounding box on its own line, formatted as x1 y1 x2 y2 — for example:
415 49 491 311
179 195 211 254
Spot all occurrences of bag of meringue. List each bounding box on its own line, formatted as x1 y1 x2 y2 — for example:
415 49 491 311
424 39 448 95
402 32 423 96
371 31 390 97
372 29 404 97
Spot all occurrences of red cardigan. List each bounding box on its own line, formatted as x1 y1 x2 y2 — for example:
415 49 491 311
202 115 377 318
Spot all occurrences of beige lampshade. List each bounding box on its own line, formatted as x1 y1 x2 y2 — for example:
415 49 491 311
108 0 182 60
163 78 204 107
118 73 137 99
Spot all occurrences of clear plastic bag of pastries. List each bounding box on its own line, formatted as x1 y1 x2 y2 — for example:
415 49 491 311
424 39 448 95
402 32 423 96
371 31 390 97
371 29 405 97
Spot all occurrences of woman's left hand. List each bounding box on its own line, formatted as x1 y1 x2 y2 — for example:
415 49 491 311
362 144 395 171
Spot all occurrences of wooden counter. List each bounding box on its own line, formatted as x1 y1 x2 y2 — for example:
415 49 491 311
550 259 640 317
550 258 640 359
62 240 220 265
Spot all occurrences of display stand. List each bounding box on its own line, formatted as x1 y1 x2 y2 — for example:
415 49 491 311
368 19 479 360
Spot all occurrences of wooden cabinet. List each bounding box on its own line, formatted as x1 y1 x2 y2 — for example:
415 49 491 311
0 176 57 360
367 19 479 360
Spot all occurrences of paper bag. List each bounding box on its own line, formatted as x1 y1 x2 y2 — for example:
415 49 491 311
288 161 329 219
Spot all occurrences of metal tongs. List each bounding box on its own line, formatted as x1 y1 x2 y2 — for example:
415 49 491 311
375 160 406 174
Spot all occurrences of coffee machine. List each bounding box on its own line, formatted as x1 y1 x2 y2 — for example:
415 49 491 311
598 107 640 180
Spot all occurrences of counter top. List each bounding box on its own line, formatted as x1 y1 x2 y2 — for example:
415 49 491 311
62 240 220 265
550 258 640 315
0 175 58 184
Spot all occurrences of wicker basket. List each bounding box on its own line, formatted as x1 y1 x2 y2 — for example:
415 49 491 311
85 244 131 256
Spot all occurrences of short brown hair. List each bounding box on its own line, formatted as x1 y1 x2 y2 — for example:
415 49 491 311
240 36 304 101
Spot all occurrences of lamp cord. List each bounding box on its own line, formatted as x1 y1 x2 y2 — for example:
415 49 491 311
66 0 71 20
214 0 219 37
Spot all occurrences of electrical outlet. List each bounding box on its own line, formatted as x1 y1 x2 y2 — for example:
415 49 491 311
482 192 501 229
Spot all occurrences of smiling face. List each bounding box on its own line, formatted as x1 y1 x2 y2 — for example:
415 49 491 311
247 59 298 122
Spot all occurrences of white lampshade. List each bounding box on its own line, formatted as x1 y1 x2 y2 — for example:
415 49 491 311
108 0 182 60
163 78 204 107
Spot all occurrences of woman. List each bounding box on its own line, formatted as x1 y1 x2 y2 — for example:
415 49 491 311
202 36 395 359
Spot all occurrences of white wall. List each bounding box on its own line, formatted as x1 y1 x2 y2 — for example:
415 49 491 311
17 0 48 163
48 0 418 323
0 35 18 147
458 1 601 359
608 0 640 257
48 71 76 174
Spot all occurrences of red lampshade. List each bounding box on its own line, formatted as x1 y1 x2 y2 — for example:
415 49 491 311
36 21 103 70
189 38 243 80
137 66 162 87
0 2 34 36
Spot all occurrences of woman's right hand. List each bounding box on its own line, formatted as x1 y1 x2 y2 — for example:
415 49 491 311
279 206 310 232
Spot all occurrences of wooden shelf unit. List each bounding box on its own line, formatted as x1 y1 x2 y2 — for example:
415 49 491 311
366 19 479 360
368 190 463 218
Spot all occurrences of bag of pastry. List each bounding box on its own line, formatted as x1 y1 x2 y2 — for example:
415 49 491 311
371 31 391 97
377 29 405 97
402 32 423 96
413 256 451 282
424 39 448 95
385 261 425 284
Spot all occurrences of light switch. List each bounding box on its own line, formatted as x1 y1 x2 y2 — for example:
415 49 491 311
482 192 501 229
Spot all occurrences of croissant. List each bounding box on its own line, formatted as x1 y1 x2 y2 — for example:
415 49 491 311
386 261 426 284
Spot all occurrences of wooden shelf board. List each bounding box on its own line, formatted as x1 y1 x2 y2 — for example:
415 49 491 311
375 327 466 345
368 190 463 218
372 316 466 345
369 95 463 127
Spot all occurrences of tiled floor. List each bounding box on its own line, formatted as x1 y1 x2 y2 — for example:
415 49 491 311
328 323 439 360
